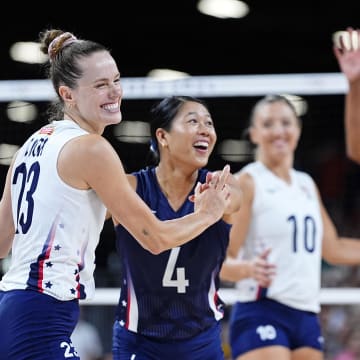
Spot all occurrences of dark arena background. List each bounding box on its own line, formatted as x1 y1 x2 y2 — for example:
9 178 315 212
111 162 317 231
1 1 360 358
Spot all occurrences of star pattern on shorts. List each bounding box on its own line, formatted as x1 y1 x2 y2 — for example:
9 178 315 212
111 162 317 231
54 244 61 251
45 281 53 288
70 288 76 294
45 261 53 267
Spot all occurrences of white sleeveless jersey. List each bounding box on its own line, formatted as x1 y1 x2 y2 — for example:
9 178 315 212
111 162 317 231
0 120 106 301
234 161 323 313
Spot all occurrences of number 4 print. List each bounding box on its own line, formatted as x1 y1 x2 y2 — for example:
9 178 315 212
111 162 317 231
162 247 189 293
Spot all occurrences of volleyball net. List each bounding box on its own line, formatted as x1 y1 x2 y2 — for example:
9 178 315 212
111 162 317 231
1 72 358 307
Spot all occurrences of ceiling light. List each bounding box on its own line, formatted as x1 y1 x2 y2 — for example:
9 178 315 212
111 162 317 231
197 0 249 19
7 101 38 123
147 69 190 81
281 94 308 116
217 139 252 162
113 121 150 143
10 42 48 64
0 143 19 165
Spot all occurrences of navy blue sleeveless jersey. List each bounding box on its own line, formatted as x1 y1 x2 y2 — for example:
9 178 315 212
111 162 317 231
114 167 231 341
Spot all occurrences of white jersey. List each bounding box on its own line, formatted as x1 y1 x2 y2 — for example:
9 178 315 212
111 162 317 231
0 120 106 301
234 161 323 313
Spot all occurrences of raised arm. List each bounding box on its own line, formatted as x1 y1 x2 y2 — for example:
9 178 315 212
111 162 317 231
333 28 360 162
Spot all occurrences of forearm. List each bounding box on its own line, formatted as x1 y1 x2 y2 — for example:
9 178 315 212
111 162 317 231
324 237 360 265
153 211 215 253
219 258 252 282
115 207 216 255
345 81 360 162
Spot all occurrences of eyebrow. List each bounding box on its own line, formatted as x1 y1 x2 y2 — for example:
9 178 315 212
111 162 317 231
186 111 211 117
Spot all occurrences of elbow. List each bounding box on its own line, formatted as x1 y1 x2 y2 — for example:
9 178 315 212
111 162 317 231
141 234 169 255
146 245 164 255
136 238 164 255
323 251 341 265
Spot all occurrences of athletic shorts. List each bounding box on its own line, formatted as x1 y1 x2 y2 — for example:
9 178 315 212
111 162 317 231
0 289 80 360
112 320 225 360
229 298 324 358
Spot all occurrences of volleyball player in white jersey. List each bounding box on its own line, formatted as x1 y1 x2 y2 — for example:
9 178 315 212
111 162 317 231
333 28 360 163
220 95 360 360
0 29 231 360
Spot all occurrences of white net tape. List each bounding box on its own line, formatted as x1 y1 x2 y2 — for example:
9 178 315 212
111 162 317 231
0 73 348 101
81 287 360 306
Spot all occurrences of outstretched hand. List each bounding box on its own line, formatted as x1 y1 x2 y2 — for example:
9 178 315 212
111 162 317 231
333 28 360 84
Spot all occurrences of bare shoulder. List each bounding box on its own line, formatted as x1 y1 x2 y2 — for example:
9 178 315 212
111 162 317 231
58 133 123 189
233 170 255 203
234 170 254 187
70 133 113 154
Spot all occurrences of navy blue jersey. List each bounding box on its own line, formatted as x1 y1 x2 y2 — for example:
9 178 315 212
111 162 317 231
114 167 231 340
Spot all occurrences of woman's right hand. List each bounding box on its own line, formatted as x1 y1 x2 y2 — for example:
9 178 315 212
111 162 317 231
250 248 276 288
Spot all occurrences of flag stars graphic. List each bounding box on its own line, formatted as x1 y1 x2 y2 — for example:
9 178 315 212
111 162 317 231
45 261 53 267
45 281 53 288
70 288 76 294
54 244 61 251
122 300 127 307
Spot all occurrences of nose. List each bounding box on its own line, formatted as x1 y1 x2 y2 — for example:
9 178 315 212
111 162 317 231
271 123 285 135
110 82 123 98
198 121 211 135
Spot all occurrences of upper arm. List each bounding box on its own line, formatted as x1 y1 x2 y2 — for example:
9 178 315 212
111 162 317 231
315 184 340 260
112 174 137 226
61 135 161 250
227 172 254 257
344 83 360 162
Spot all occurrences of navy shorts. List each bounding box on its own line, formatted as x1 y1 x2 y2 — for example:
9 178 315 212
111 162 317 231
229 298 324 358
0 289 80 359
112 320 225 360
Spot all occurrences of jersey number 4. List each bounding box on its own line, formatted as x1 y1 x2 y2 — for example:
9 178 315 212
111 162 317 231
162 247 189 293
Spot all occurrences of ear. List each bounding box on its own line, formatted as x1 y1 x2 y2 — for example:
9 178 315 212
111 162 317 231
59 85 75 105
155 128 168 148
249 126 258 145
